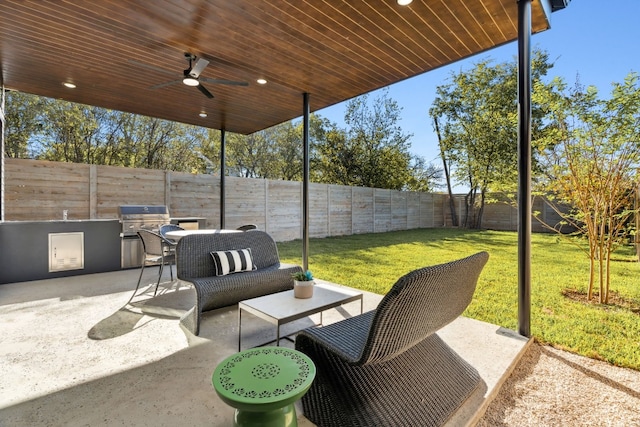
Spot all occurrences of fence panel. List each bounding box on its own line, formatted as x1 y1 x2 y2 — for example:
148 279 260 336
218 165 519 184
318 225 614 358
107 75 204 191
225 176 264 230
329 185 352 236
5 160 90 220
4 158 573 240
352 187 375 234
309 183 329 238
374 189 391 233
96 164 166 218
266 180 301 241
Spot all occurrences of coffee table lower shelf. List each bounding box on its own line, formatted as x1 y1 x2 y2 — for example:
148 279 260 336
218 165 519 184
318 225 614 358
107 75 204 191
238 283 363 351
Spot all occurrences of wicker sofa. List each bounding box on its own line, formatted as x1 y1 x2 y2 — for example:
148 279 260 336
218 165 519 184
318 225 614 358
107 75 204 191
295 251 489 427
175 230 303 335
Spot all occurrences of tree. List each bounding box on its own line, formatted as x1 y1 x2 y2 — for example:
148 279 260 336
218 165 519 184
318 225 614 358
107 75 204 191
5 91 440 191
433 116 458 226
4 91 46 158
311 116 358 185
230 125 298 180
6 92 209 171
429 49 557 228
345 89 413 189
536 73 640 303
197 129 222 174
33 99 102 163
316 89 416 190
268 120 303 181
405 156 443 192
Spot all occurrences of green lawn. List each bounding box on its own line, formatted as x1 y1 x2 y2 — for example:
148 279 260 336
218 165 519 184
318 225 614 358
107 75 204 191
277 228 640 370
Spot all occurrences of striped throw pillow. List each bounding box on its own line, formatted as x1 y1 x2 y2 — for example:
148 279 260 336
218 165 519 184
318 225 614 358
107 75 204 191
210 248 256 276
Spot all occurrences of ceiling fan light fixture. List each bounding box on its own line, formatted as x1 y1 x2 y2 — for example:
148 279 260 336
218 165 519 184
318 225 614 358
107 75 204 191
199 111 207 118
257 78 267 85
397 0 413 5
63 82 76 88
183 76 200 86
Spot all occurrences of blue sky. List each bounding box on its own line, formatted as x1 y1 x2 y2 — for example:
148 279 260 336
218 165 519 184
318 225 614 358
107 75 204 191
315 0 639 190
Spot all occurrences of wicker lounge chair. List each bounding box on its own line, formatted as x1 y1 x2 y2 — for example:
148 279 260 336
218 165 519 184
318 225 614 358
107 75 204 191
295 251 490 427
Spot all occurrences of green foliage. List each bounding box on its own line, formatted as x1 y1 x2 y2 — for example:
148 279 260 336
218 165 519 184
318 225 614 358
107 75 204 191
5 92 210 171
34 100 100 163
292 270 314 281
5 90 47 158
341 89 413 190
536 72 640 303
5 90 440 190
429 49 558 227
226 130 275 178
278 229 640 369
405 157 443 192
309 89 442 191
310 116 354 184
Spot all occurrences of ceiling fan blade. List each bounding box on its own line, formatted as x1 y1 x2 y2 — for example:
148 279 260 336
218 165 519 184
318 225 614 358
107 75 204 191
149 80 182 89
197 83 214 99
128 59 176 76
189 57 209 78
199 77 249 86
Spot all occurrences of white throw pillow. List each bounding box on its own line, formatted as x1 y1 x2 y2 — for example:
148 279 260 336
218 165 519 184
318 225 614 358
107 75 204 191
210 248 256 276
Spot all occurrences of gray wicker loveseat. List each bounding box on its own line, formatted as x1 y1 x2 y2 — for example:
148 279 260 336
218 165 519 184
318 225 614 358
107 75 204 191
295 251 489 427
175 230 303 335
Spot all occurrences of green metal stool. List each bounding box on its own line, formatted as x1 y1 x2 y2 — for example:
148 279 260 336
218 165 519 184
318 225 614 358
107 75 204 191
213 346 316 427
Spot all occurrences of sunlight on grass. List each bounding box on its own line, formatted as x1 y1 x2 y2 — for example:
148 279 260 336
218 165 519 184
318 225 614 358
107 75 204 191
278 229 640 370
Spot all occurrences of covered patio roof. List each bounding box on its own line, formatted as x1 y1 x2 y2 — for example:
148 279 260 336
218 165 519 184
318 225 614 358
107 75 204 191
0 0 571 337
1 0 564 135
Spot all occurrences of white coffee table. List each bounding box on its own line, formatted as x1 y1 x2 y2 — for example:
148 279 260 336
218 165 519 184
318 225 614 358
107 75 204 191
238 282 364 351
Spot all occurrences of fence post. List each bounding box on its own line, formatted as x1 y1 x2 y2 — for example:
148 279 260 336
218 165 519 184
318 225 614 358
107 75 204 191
89 165 97 219
264 179 269 234
164 171 171 212
327 185 331 236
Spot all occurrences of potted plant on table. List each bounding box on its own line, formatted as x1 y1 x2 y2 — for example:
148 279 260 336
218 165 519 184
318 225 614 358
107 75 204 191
292 270 314 299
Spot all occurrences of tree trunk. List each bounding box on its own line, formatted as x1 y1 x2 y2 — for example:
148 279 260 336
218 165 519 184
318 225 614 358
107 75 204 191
475 188 487 229
433 117 458 226
463 188 477 229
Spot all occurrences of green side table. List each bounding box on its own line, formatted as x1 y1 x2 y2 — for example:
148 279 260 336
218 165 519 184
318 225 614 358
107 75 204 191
213 347 316 427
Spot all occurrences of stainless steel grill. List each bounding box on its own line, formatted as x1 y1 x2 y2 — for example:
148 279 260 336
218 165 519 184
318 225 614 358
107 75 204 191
118 205 170 268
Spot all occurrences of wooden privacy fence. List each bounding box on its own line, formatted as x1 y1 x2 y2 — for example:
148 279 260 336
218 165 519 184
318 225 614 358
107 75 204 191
3 158 558 241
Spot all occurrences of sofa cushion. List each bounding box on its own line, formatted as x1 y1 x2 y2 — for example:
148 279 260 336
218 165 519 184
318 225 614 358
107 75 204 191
210 248 256 276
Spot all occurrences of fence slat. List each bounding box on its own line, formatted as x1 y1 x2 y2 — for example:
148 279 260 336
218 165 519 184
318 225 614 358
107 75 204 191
4 158 561 240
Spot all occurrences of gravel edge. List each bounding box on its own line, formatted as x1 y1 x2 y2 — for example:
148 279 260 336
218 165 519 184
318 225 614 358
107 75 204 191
476 342 640 426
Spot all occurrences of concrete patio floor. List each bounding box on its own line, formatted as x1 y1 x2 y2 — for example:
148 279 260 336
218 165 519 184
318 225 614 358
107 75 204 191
0 267 530 426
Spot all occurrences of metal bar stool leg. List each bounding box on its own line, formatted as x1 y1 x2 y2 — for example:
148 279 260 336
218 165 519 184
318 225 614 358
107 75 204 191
154 261 164 296
127 263 146 304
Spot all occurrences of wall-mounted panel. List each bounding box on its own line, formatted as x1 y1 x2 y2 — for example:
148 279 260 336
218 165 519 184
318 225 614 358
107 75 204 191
49 232 84 272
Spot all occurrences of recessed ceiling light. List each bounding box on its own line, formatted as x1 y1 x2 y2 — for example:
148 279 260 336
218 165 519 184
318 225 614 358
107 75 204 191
63 82 76 88
199 112 207 118
257 78 267 85
397 0 413 5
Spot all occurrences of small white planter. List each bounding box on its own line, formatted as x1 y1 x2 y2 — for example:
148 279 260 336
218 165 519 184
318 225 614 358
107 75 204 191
294 280 314 298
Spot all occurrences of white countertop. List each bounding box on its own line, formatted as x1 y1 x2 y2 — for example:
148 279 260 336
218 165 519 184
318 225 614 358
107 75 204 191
164 229 242 240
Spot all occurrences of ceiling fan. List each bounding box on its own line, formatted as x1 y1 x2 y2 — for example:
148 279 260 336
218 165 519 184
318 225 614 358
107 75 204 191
130 53 249 99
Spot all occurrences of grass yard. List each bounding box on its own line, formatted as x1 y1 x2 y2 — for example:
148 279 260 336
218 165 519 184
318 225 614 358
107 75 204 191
277 228 640 370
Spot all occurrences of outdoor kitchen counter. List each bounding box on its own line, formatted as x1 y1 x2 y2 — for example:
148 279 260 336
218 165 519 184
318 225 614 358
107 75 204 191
164 228 241 241
2 219 119 223
0 220 121 284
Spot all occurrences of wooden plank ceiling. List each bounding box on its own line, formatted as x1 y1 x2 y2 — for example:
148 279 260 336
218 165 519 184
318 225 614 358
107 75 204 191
0 0 555 135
